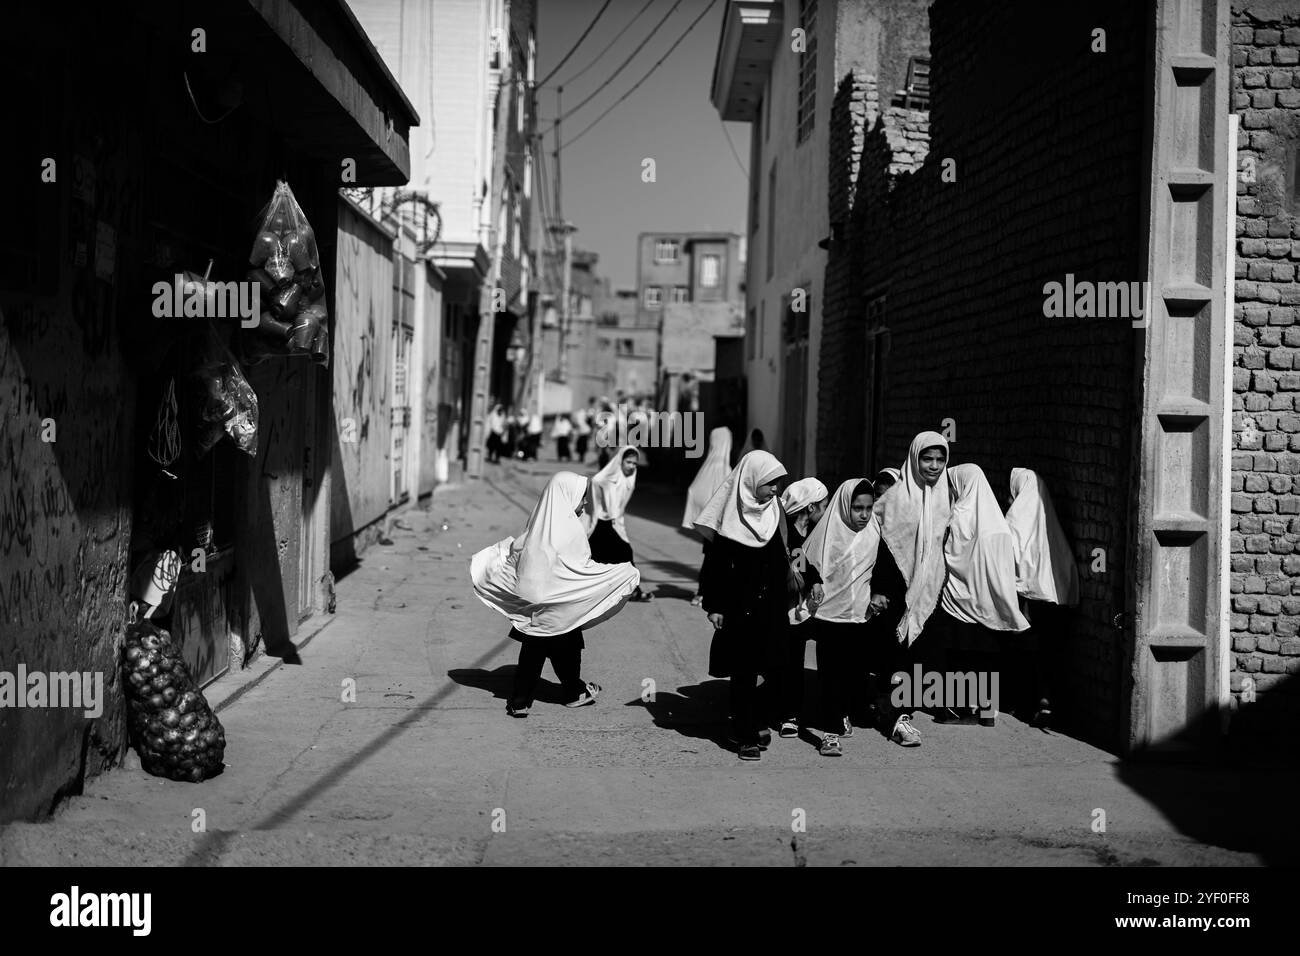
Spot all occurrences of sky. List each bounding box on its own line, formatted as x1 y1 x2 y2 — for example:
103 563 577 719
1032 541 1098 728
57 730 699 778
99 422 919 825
534 0 750 290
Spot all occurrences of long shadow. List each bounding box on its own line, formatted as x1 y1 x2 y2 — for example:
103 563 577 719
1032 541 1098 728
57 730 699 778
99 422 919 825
448 664 570 706
631 679 734 752
1114 671 1300 865
181 634 515 865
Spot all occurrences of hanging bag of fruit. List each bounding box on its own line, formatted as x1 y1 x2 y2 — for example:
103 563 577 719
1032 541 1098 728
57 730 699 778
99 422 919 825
122 613 226 782
246 180 330 367
189 322 259 457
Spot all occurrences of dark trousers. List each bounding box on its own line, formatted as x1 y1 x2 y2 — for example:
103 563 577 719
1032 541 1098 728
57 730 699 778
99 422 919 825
556 436 572 461
779 625 810 723
813 618 866 733
726 610 787 745
575 434 589 460
509 628 585 709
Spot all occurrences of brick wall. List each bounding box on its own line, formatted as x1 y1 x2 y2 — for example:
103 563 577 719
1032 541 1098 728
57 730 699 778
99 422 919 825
818 0 1147 750
1229 2 1300 733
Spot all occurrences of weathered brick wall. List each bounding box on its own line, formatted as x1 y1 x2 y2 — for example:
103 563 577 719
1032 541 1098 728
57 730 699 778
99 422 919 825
1229 3 1300 731
816 70 879 482
821 0 1147 750
817 71 929 483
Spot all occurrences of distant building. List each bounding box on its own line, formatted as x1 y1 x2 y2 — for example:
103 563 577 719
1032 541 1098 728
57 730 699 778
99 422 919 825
633 232 746 403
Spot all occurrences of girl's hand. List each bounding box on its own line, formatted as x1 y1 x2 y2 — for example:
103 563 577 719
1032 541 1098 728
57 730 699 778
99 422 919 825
869 594 890 614
809 584 824 611
708 613 724 630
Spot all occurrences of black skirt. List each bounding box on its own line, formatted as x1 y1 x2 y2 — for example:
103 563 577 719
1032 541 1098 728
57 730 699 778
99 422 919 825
588 518 634 564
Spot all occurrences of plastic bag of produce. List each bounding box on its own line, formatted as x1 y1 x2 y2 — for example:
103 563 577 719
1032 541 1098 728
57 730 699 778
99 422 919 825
122 618 226 783
190 323 259 457
249 180 319 277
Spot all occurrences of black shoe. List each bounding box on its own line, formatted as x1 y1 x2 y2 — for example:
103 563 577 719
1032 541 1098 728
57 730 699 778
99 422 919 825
757 729 772 749
737 744 761 761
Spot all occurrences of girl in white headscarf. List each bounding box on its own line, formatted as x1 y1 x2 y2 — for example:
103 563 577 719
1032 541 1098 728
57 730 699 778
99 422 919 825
1004 468 1078 726
487 404 507 464
806 479 881 755
588 444 653 601
931 464 1030 727
470 471 640 716
696 450 790 761
774 476 829 738
871 432 953 747
683 426 735 606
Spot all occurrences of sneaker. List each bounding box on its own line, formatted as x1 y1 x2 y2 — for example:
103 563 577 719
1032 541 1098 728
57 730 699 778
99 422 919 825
891 714 922 747
842 716 855 738
757 728 772 749
820 733 843 757
565 681 601 707
1032 699 1052 728
737 744 762 761
779 719 799 738
506 704 530 718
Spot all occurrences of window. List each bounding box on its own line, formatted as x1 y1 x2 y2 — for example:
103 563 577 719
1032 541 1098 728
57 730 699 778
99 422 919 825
644 286 663 308
654 239 679 263
700 254 721 289
516 76 525 134
797 0 818 144
671 286 690 304
511 198 520 258
759 300 766 358
746 307 757 360
524 148 532 199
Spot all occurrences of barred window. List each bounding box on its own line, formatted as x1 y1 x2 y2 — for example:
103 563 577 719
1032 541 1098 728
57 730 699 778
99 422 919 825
796 0 817 144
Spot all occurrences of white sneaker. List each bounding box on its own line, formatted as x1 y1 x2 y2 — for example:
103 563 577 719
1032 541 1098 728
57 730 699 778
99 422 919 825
891 714 921 747
819 733 842 757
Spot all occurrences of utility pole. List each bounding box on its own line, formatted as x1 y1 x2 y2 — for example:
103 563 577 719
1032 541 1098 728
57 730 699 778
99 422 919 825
554 221 576 383
466 22 514 479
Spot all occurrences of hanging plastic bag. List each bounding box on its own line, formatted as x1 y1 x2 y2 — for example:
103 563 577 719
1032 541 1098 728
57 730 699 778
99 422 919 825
190 323 259 457
246 180 328 363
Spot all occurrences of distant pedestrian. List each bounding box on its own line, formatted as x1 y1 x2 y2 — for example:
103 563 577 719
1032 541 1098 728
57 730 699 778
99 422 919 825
805 479 880 756
588 444 653 602
681 426 734 606
1005 468 1079 727
524 413 543 461
696 451 790 761
574 398 595 462
736 427 767 464
469 471 639 717
552 415 573 462
487 404 507 464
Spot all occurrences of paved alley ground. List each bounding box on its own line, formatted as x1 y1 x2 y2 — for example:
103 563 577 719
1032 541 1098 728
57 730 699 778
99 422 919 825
3 459 1297 867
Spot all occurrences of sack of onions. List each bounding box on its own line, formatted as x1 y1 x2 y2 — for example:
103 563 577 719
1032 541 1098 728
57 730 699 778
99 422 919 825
122 620 226 783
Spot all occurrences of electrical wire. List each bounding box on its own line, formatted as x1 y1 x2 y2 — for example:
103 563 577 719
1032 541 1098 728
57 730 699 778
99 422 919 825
551 0 657 89
721 119 749 180
543 0 684 134
183 71 240 125
562 0 721 151
537 0 615 87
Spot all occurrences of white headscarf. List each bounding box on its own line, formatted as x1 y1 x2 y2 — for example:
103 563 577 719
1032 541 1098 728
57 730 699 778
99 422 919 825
693 450 787 547
681 426 733 529
470 471 640 636
806 479 882 623
940 464 1030 631
879 431 952 645
591 444 639 543
489 407 506 434
1006 468 1079 606
780 478 829 516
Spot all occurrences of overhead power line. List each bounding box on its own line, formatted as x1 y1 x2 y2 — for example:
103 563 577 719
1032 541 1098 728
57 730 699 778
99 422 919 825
537 0 615 88
552 0 657 89
544 0 683 131
562 0 721 151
